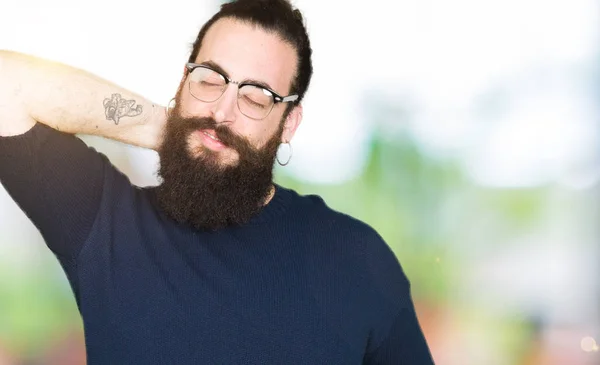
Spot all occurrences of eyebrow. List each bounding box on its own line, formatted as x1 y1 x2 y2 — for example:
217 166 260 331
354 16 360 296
199 60 278 95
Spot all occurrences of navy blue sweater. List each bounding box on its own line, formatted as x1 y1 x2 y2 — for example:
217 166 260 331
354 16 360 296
0 124 434 364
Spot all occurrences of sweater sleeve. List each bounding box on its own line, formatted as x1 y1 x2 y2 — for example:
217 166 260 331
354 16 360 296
362 230 435 364
0 123 109 260
363 296 435 364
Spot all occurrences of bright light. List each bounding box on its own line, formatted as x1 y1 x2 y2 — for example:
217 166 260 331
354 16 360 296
581 336 598 352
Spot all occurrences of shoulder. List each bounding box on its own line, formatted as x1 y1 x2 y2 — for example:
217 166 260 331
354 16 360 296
284 186 401 267
284 186 412 304
286 186 383 239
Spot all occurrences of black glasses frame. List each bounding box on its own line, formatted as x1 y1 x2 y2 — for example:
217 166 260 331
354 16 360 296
185 63 299 104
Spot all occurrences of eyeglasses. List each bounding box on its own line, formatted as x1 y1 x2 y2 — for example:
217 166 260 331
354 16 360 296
185 63 298 120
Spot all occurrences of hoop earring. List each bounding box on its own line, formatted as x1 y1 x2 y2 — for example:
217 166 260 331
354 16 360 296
165 98 176 117
277 142 293 166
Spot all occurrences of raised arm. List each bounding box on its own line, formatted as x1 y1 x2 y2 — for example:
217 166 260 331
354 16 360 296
0 50 166 150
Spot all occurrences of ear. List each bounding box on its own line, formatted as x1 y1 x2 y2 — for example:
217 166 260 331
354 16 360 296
281 104 303 143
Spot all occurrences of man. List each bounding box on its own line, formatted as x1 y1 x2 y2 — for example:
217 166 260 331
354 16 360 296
0 0 435 363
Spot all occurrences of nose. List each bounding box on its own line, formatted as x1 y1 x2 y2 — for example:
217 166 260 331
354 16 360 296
211 83 238 124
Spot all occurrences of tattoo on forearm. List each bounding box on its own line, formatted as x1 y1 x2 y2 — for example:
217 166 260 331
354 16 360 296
103 93 143 125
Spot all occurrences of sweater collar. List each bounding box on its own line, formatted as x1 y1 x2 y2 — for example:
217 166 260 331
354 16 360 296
245 183 293 226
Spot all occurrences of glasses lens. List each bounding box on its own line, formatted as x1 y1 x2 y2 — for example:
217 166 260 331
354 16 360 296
189 67 226 102
238 85 274 119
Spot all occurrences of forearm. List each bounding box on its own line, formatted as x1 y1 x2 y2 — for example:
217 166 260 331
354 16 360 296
0 50 166 150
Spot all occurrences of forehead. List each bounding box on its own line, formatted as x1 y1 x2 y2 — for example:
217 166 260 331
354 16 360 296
195 17 297 95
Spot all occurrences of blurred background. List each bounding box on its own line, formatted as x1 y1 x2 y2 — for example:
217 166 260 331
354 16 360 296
0 0 599 364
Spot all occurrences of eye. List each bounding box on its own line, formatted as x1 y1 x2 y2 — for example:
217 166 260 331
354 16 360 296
239 85 272 109
242 95 268 109
200 81 222 87
190 67 226 85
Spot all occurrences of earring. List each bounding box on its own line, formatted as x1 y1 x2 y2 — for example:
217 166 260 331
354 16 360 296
165 98 176 117
277 142 293 166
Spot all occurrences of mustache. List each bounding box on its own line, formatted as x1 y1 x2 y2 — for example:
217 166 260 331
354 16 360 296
165 114 269 165
175 116 254 152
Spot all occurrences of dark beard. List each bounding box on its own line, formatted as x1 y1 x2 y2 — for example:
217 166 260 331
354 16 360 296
155 104 283 231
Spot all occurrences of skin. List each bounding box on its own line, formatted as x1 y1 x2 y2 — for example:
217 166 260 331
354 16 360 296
177 17 304 167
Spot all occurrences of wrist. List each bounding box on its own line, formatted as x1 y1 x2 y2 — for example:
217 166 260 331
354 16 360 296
148 103 167 151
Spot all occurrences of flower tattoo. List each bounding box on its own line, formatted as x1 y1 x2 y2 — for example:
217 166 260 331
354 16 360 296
103 93 143 125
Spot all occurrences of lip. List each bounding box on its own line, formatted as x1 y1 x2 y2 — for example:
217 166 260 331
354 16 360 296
192 129 227 152
195 129 227 151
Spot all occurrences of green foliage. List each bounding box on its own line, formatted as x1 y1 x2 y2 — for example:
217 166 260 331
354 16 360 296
0 258 81 355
